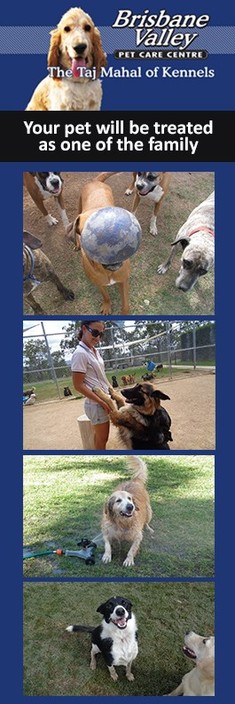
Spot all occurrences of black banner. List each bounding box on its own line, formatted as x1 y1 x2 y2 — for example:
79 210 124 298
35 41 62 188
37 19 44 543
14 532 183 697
0 110 234 162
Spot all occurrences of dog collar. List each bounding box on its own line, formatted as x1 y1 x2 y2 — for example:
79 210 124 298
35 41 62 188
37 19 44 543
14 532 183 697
188 227 214 238
23 244 41 285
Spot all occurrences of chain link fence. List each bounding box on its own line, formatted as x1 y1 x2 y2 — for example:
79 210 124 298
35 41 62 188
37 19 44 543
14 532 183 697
23 320 215 402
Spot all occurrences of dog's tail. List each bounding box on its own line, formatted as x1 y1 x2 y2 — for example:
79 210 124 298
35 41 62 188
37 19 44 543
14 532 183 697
66 625 95 634
94 172 123 182
126 456 148 483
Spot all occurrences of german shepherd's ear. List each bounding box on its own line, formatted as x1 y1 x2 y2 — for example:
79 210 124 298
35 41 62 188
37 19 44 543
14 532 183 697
152 390 170 401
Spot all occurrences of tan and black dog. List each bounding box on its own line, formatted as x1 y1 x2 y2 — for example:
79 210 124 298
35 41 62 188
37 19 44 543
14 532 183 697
125 171 171 236
24 172 69 229
66 173 131 315
23 231 74 314
93 382 172 450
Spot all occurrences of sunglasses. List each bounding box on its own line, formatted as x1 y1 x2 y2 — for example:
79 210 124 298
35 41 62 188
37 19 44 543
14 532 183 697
84 324 104 338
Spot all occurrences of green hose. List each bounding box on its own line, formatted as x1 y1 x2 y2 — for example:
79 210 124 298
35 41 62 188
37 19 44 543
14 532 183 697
23 549 55 559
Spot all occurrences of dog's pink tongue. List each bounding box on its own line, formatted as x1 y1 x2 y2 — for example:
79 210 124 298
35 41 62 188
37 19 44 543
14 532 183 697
72 58 86 77
116 617 126 627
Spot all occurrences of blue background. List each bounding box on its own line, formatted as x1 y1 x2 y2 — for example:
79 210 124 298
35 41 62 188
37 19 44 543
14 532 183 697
0 1 235 109
1 0 234 702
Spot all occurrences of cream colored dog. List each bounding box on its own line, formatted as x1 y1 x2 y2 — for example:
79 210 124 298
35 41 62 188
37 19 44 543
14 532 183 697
167 631 215 696
101 456 153 567
26 7 106 111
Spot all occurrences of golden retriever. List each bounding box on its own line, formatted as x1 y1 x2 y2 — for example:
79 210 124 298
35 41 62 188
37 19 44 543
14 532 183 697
26 7 106 110
101 456 153 567
166 631 215 696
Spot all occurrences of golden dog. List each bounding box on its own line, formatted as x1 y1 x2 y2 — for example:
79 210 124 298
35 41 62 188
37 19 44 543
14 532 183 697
101 456 153 567
26 7 106 111
166 631 215 696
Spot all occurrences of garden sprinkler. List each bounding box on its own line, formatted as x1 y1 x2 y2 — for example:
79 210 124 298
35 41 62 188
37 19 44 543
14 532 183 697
23 538 98 565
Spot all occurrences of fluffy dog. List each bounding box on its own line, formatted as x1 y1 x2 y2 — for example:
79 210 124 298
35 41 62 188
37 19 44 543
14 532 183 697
24 172 69 229
66 596 138 681
23 231 74 314
125 171 171 236
166 631 215 696
101 456 153 567
66 173 131 314
93 383 172 450
158 191 214 291
26 7 106 111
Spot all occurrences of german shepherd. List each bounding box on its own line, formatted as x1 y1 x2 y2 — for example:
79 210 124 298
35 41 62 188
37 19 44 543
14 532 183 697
92 382 172 450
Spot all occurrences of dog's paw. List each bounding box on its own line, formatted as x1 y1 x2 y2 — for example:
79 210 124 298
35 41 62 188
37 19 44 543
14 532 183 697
157 263 168 275
100 303 112 315
125 188 133 196
126 672 135 682
110 671 118 682
63 288 75 301
102 553 112 564
46 214 59 226
123 556 134 567
90 661 96 671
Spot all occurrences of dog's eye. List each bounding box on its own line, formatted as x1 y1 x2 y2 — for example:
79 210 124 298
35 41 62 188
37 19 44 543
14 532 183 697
183 259 193 270
63 25 71 32
116 498 122 503
84 24 91 32
202 638 207 644
147 173 157 181
197 267 207 276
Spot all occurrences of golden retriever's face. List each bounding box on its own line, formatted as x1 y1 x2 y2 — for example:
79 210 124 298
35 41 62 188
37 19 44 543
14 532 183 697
184 631 214 676
106 490 137 518
48 8 106 78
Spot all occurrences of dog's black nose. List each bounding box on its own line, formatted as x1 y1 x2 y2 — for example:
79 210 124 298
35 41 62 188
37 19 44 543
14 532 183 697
50 177 60 186
73 43 87 55
116 607 125 616
126 503 134 511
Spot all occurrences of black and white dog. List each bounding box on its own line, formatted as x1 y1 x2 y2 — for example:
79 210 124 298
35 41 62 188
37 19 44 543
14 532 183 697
66 596 138 681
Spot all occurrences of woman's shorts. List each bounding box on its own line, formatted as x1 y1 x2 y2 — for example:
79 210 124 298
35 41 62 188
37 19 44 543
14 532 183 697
84 399 109 425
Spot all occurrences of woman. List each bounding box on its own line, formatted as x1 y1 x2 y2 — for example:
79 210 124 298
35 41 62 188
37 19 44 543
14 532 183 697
71 320 112 450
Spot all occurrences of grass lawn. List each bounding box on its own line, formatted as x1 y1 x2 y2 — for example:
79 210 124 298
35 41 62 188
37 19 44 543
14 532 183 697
24 581 214 696
23 455 214 578
24 365 212 403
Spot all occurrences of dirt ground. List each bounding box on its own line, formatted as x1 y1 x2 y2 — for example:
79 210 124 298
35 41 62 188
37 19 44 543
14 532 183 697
23 372 215 451
23 171 214 316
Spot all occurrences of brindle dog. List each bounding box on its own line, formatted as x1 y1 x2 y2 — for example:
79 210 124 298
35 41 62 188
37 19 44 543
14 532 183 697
23 231 74 314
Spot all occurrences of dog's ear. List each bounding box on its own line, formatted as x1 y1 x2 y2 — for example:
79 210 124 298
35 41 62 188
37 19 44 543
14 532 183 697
47 29 62 78
133 500 140 512
96 601 107 615
104 496 116 515
92 27 107 76
23 231 42 250
171 236 189 249
152 390 170 401
66 217 81 250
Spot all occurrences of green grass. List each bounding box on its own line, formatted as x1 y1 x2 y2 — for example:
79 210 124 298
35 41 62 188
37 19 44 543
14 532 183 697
23 455 214 578
24 581 214 696
24 365 213 403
